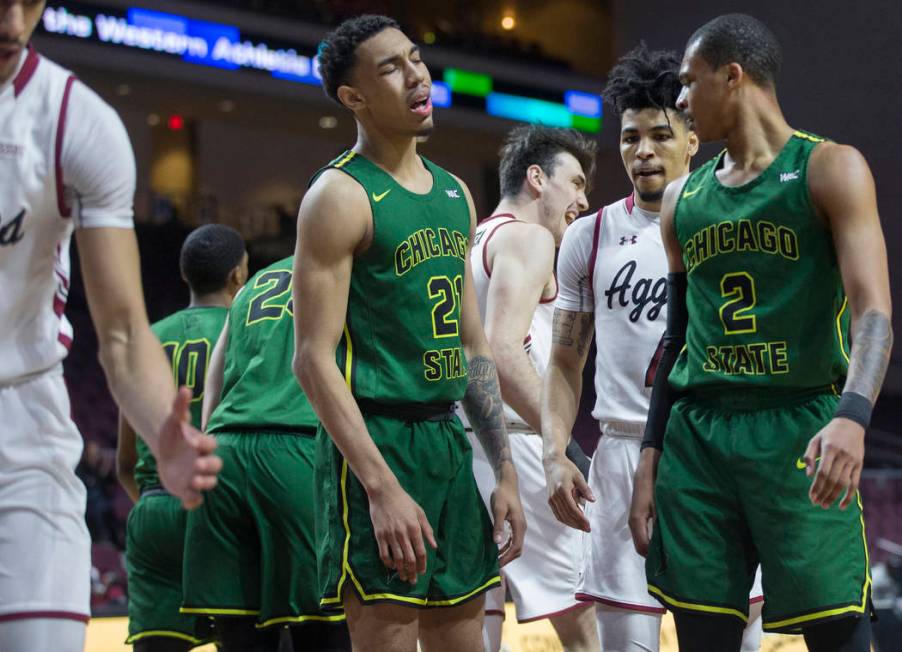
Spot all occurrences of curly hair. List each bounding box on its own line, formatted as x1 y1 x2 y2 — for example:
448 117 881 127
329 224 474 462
317 15 400 104
498 125 598 198
688 14 781 87
603 42 683 119
180 224 246 295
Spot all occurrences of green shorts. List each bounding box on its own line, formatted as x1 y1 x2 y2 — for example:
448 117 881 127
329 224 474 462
125 491 212 646
316 413 501 609
646 392 871 633
182 432 345 628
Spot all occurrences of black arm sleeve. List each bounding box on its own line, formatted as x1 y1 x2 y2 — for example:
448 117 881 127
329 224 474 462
641 273 688 451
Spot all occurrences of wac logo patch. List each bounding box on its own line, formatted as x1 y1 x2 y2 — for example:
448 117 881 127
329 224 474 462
0 209 26 246
445 189 461 199
780 170 800 183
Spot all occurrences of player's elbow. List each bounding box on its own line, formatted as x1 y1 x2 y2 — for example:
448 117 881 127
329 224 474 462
293 342 324 395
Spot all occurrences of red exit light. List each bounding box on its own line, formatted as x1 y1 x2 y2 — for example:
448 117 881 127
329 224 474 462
167 115 185 131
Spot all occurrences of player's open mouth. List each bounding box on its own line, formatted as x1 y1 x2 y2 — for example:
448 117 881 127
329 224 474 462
409 93 432 117
635 168 664 179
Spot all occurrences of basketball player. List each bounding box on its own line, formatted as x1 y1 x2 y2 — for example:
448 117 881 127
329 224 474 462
463 125 598 652
181 255 351 652
543 44 764 651
117 224 247 651
631 14 890 651
292 15 525 652
0 3 221 649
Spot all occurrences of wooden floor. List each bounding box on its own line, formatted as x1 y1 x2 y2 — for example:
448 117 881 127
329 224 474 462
86 608 806 651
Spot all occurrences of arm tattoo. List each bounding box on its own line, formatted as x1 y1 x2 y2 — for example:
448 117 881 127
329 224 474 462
552 309 594 358
462 355 512 475
844 309 893 402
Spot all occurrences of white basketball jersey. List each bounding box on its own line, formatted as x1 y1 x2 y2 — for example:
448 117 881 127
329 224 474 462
466 214 556 430
556 195 668 428
0 47 134 384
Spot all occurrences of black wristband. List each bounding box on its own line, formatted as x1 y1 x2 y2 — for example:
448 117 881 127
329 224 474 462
834 391 872 429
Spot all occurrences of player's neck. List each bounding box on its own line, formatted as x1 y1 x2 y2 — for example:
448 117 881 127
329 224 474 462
723 92 794 171
353 124 423 181
633 193 661 214
189 291 231 309
493 195 538 225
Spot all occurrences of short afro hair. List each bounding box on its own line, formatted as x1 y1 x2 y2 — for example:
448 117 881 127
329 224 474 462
498 125 597 198
318 15 400 104
688 14 782 87
179 224 246 295
603 43 683 119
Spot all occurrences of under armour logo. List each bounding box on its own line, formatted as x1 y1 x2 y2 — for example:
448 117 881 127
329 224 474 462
0 209 26 246
619 235 638 245
445 189 461 198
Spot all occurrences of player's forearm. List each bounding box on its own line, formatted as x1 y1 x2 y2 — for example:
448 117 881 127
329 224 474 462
492 342 543 433
293 347 397 493
461 355 515 481
541 361 582 461
844 309 893 404
99 324 176 458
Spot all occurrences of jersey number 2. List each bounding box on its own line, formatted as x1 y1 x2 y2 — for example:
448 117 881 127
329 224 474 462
719 272 757 335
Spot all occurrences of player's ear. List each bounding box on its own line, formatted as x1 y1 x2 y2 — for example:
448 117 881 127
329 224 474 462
687 129 700 157
725 62 743 88
525 164 544 197
337 84 365 112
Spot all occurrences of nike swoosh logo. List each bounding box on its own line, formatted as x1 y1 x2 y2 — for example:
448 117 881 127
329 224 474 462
372 189 392 202
682 186 703 199
796 456 822 470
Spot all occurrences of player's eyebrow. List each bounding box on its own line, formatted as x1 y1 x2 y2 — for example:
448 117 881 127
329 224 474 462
377 46 420 68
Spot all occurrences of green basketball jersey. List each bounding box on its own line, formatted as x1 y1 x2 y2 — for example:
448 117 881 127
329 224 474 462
134 306 228 490
206 256 319 434
669 131 850 397
317 151 471 404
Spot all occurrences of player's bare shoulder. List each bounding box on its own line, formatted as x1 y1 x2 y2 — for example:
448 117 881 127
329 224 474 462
298 167 371 252
806 141 876 222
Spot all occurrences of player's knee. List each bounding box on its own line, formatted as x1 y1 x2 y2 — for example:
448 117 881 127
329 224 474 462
802 615 872 652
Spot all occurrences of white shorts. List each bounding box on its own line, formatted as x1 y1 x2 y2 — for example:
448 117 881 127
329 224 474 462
468 431 586 623
579 423 764 613
0 367 90 623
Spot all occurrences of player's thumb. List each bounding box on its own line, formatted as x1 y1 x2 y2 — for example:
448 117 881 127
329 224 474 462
173 386 192 423
575 472 595 503
803 436 821 478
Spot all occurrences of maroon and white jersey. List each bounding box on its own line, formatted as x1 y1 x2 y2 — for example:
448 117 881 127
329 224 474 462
465 214 557 430
556 195 667 428
0 46 135 384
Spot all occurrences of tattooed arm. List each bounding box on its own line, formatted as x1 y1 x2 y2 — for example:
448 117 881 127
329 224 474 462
804 143 893 509
454 176 525 567
541 308 596 531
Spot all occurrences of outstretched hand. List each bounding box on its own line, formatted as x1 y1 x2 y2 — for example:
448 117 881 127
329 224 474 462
156 387 222 509
544 455 594 532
